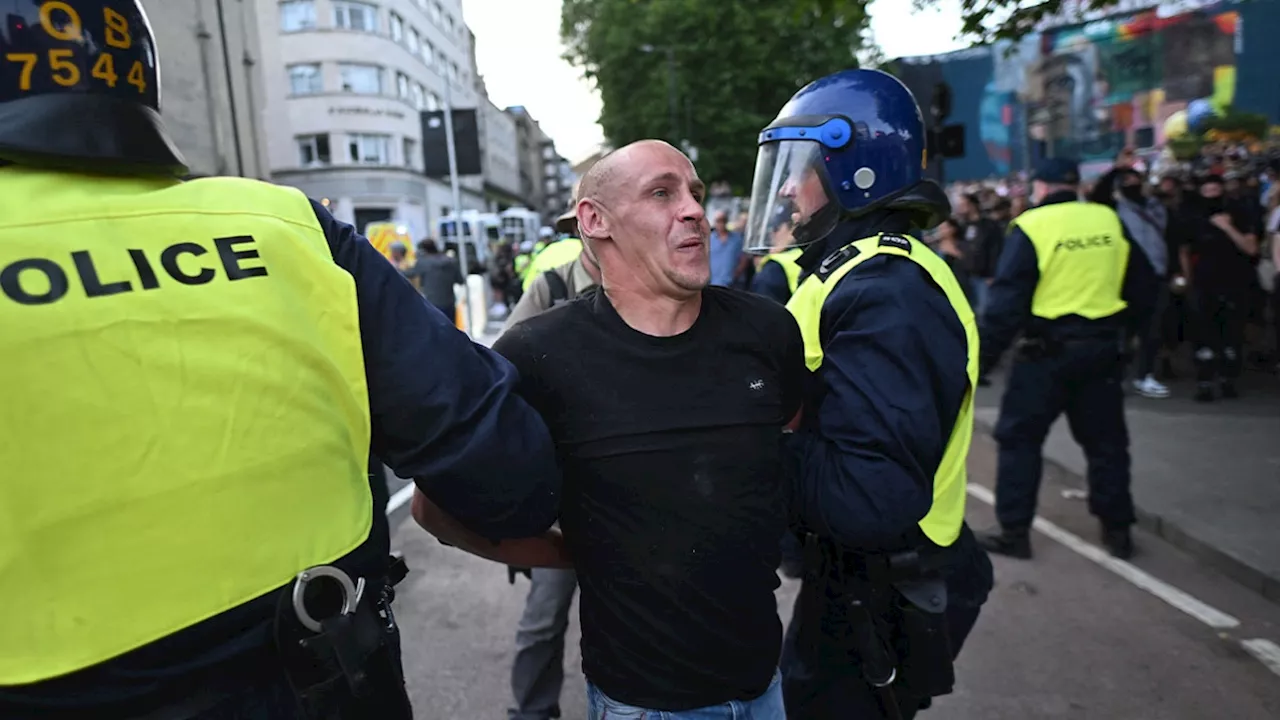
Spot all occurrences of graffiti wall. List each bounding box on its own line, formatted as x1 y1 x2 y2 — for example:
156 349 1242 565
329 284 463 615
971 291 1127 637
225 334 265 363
893 0 1280 181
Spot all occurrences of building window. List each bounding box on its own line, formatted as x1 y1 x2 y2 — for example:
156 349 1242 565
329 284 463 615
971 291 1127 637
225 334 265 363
280 0 316 31
542 145 555 160
403 138 417 168
436 50 448 76
411 82 425 109
407 27 421 55
338 63 382 94
332 1 377 32
287 63 322 95
349 133 391 164
449 61 458 85
389 12 403 41
420 41 434 69
297 134 331 166
425 92 440 111
544 177 557 194
429 1 442 25
396 72 410 100
444 13 455 35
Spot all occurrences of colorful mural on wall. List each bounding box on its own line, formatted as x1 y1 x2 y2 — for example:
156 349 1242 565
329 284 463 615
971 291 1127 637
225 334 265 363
893 0 1280 181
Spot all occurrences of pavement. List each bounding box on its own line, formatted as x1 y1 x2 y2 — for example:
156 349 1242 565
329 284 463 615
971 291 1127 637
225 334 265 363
381 427 1280 719
974 360 1280 602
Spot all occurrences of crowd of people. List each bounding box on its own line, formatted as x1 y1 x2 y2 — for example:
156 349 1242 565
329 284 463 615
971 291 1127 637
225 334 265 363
918 147 1279 402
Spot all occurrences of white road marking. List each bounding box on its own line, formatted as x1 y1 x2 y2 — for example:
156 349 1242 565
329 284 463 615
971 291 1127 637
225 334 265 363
387 482 415 515
965 484 1240 630
1240 639 1280 677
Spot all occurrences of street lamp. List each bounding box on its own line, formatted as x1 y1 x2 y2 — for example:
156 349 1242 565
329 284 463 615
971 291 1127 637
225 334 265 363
639 44 679 144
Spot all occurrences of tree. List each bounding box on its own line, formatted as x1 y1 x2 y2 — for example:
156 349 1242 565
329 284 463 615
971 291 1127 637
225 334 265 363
561 0 874 190
811 0 1130 44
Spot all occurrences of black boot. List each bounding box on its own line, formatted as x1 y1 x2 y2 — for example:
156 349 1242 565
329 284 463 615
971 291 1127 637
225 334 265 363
1194 382 1215 402
977 527 1032 559
1101 526 1134 560
1220 380 1239 399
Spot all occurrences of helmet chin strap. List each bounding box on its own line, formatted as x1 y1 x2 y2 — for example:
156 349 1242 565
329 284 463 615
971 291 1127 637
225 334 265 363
792 179 951 249
791 201 842 248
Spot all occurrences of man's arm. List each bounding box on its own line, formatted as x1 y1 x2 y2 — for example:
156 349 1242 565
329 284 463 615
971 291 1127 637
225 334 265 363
784 263 967 551
411 490 571 568
503 272 555 331
980 225 1040 373
1212 212 1260 257
314 201 561 543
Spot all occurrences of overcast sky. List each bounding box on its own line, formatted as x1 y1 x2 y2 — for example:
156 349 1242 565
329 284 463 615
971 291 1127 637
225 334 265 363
459 0 969 165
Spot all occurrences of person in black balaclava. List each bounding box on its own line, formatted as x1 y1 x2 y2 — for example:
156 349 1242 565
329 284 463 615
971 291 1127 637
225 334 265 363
1180 175 1261 401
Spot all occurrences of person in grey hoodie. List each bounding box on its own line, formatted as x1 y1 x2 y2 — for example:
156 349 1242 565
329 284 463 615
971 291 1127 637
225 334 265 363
1089 167 1173 398
407 238 465 319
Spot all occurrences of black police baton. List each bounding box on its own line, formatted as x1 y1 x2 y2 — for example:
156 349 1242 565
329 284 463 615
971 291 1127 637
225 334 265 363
849 596 905 720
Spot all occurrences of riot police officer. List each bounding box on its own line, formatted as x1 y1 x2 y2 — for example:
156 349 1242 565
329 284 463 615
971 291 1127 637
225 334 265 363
0 2 561 718
750 205 804 305
744 68 993 719
976 158 1157 561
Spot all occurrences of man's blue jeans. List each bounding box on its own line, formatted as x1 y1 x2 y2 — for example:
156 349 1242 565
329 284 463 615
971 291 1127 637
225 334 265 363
587 671 784 719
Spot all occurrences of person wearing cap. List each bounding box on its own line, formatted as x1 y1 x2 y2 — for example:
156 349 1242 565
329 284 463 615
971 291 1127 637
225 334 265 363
977 157 1157 561
520 206 586 292
0 2 563 717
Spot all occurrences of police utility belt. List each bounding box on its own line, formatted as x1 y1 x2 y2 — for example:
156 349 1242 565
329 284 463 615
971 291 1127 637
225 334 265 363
274 554 413 720
800 535 956 712
1016 319 1127 361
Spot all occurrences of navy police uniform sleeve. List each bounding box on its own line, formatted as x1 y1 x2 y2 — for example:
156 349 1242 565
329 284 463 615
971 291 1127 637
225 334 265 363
785 258 967 551
749 260 792 305
979 226 1039 373
312 201 561 540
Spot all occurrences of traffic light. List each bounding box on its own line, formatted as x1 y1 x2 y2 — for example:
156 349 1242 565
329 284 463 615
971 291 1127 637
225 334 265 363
928 124 966 160
930 83 952 124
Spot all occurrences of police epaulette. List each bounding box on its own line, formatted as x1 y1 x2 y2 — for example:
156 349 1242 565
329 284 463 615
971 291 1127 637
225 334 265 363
878 234 913 252
816 244 860 282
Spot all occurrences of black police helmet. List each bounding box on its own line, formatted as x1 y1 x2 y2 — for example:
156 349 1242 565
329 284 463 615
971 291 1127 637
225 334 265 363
0 0 186 174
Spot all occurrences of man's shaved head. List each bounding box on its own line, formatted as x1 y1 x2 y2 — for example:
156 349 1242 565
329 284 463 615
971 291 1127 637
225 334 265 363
578 140 687 206
573 139 709 298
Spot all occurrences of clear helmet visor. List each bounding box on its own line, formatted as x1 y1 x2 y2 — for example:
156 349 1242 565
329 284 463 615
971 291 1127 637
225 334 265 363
743 140 840 255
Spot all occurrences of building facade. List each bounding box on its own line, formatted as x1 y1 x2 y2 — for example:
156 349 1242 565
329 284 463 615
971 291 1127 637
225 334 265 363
541 139 574 225
893 0 1280 181
255 0 492 238
479 96 523 208
148 0 269 179
506 105 550 217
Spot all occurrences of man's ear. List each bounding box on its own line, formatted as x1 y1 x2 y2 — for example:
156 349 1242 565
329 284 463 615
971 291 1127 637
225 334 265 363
576 198 609 240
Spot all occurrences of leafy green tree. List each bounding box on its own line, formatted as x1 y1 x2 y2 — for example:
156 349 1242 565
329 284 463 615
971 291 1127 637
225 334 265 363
561 0 874 189
810 0 1130 44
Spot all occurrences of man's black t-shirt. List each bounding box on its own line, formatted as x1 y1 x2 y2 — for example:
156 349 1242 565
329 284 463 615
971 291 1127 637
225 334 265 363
1179 199 1256 293
494 286 805 710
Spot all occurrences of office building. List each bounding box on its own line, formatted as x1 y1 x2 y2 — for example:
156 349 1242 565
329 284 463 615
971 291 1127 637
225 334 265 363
256 0 491 237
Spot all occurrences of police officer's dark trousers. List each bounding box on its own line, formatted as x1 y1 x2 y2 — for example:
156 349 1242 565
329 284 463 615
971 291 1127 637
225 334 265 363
993 337 1135 533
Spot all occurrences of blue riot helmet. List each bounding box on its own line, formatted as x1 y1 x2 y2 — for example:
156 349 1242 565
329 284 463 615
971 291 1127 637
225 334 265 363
744 68 950 254
0 0 186 174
